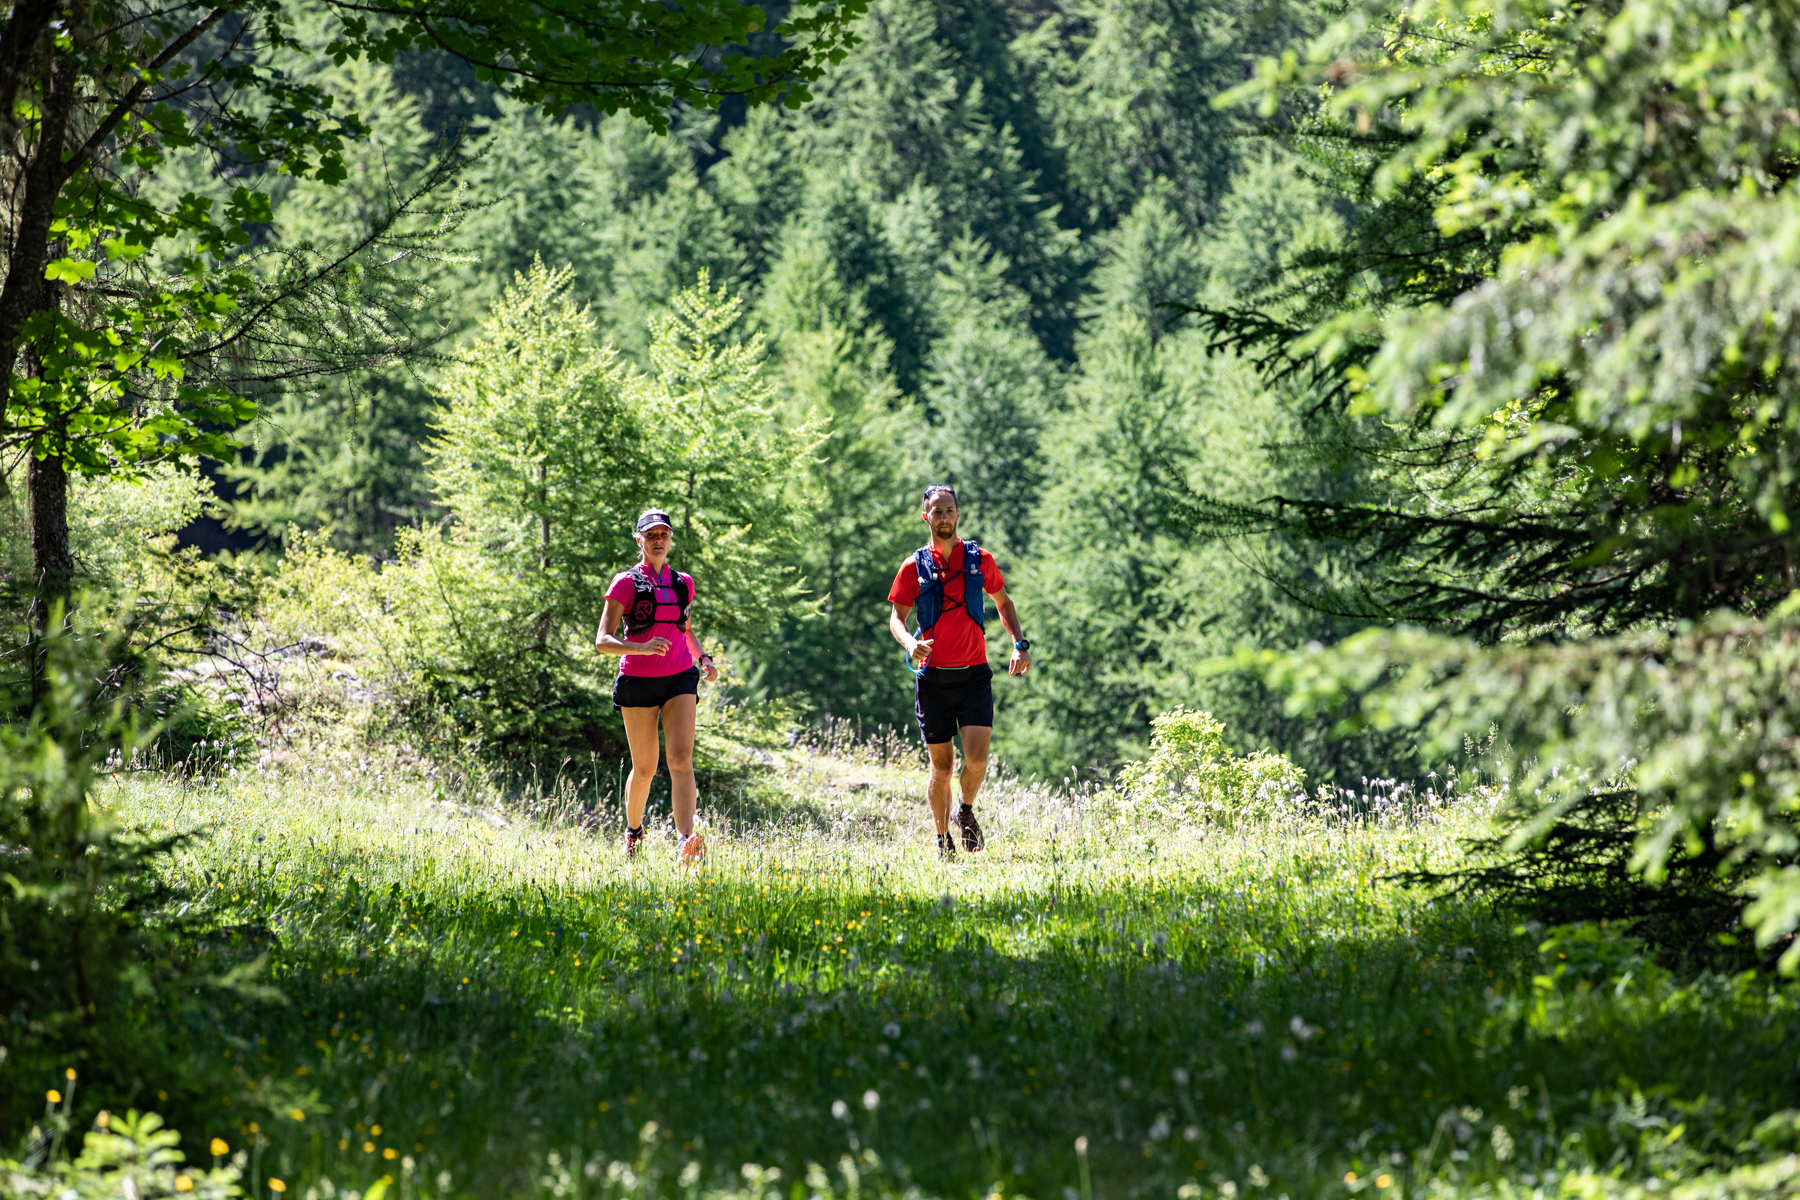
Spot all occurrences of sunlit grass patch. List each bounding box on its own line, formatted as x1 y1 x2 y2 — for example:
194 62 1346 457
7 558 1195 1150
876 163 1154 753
72 754 1800 1200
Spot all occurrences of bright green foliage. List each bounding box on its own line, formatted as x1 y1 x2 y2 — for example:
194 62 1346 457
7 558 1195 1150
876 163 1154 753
262 267 814 755
372 260 648 752
66 468 217 591
1189 0 1800 950
428 260 648 645
1245 605 1800 967
2 1109 243 1200
637 275 821 645
431 262 814 648
1115 708 1305 828
0 465 213 593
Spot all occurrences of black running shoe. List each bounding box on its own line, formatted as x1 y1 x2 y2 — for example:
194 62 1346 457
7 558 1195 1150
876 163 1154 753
625 827 646 859
957 806 985 852
937 832 957 861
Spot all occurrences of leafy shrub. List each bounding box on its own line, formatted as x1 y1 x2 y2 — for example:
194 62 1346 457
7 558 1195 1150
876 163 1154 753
236 265 818 764
0 602 303 1137
1116 707 1306 827
1255 607 1800 968
1 608 163 1066
3 1108 242 1199
0 464 214 601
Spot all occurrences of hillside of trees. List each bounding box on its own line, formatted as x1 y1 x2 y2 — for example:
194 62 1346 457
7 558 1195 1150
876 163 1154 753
5 0 1398 782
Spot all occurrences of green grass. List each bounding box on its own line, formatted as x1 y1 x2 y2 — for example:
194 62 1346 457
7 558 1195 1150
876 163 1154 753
44 750 1800 1199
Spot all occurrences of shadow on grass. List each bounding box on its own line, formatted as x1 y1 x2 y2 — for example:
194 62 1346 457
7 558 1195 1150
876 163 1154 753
65 862 1799 1200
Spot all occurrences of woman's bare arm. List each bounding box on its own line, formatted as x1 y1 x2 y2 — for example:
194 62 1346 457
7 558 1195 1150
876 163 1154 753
685 623 719 681
595 598 670 657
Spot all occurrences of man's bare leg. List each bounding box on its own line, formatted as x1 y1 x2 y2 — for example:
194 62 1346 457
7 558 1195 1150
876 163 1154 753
926 740 957 835
957 725 991 807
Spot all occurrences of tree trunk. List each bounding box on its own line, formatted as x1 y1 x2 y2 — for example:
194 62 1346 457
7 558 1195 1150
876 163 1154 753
536 462 551 652
0 43 77 438
22 266 71 631
27 445 72 603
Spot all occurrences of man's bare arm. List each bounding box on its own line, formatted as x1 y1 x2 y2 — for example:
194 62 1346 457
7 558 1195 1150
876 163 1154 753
993 588 1031 675
891 602 932 667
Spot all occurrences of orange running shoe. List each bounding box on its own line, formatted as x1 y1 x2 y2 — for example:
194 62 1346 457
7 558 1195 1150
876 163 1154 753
679 832 706 864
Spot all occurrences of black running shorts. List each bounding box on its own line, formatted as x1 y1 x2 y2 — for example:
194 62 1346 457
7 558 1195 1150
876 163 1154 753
613 666 700 710
913 663 994 745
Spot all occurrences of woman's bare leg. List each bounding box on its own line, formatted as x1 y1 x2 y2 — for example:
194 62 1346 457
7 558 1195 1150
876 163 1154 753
661 694 699 837
621 706 664 830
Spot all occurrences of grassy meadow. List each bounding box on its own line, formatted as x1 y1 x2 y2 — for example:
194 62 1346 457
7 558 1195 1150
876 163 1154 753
55 742 1800 1200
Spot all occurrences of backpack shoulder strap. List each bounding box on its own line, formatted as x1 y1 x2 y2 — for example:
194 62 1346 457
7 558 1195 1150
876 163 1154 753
913 546 942 631
672 572 690 631
961 540 986 626
622 566 656 636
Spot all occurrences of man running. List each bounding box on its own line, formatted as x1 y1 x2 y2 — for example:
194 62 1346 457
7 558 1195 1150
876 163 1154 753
888 484 1031 858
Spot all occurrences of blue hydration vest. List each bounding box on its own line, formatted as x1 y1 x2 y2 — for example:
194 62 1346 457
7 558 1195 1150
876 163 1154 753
904 540 985 674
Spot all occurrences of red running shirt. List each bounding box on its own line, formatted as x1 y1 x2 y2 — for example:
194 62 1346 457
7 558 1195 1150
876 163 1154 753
887 543 1005 669
606 564 695 677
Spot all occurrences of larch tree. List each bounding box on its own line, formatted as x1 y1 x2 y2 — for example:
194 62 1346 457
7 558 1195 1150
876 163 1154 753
0 0 865 626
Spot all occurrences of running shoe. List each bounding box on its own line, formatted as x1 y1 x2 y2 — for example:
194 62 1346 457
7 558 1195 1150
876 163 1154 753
679 832 706 864
957 806 985 853
625 827 645 859
937 832 957 861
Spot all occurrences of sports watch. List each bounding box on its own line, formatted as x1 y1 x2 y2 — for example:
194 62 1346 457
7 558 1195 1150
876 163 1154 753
1013 639 1031 651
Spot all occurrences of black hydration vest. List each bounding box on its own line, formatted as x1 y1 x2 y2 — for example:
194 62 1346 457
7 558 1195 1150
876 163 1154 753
620 564 689 638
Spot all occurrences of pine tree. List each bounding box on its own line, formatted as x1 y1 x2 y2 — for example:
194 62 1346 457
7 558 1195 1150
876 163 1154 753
748 228 924 726
1197 0 1800 960
1031 0 1316 231
1004 180 1410 781
923 235 1058 556
782 0 1083 362
407 262 814 752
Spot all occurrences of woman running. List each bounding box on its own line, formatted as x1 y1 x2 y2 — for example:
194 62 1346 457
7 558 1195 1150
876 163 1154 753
595 509 719 861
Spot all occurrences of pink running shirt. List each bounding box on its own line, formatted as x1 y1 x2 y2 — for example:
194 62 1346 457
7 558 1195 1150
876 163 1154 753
605 564 696 677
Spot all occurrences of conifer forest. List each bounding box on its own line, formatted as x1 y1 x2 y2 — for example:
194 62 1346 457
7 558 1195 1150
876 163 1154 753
5 1 1800 1198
